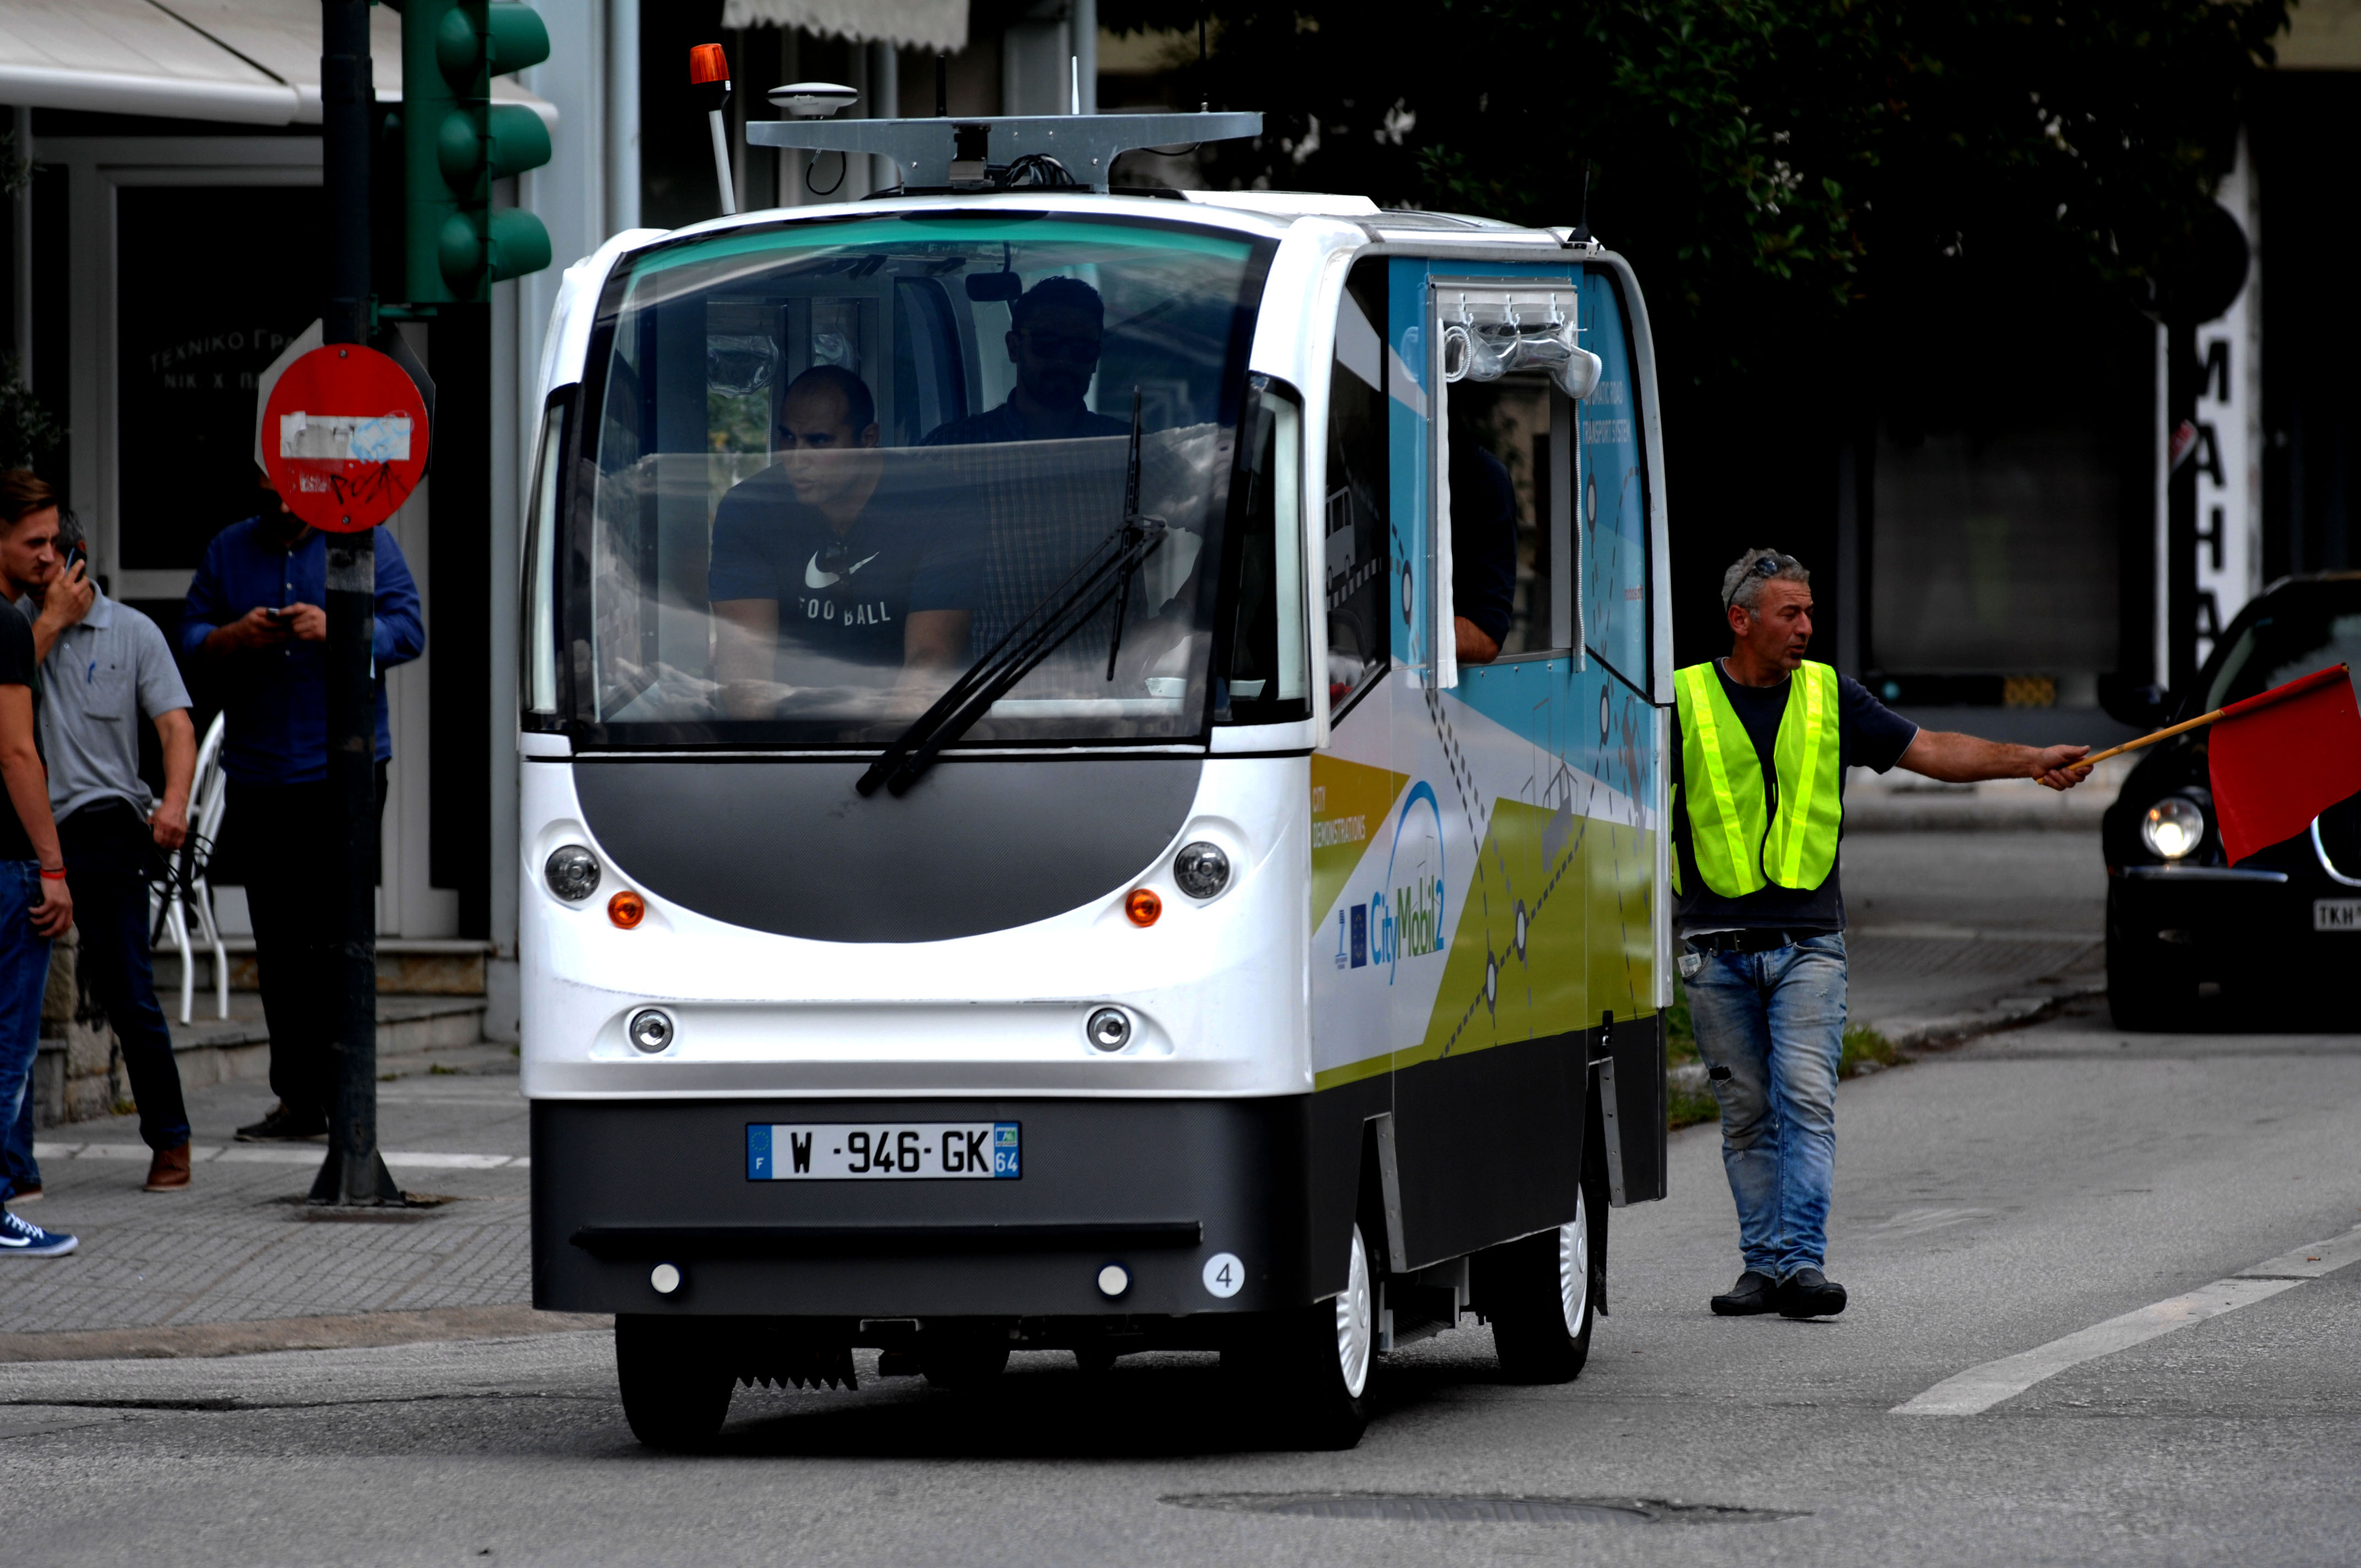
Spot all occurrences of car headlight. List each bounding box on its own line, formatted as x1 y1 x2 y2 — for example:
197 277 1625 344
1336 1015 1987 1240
545 844 601 901
2140 797 2206 860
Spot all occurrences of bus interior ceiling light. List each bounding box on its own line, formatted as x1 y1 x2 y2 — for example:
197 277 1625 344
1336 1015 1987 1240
770 82 859 118
2144 796 2206 860
1086 1008 1133 1052
1173 841 1231 899
744 110 1264 195
545 845 600 902
628 1010 675 1054
608 890 646 929
1124 888 1162 927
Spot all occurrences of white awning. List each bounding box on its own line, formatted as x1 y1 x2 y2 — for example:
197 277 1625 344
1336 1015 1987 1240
0 0 556 128
720 0 968 54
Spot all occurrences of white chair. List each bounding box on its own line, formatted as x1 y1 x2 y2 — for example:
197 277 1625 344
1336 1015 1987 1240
149 711 231 1024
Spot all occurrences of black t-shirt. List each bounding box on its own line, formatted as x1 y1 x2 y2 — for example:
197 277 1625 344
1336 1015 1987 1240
0 608 37 861
1672 660 1918 937
1451 445 1518 645
707 464 978 685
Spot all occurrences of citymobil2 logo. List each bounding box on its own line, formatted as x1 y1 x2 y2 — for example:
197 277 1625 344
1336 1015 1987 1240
1368 781 1446 983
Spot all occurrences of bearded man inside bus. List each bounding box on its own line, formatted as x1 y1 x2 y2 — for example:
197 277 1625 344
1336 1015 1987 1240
711 366 976 719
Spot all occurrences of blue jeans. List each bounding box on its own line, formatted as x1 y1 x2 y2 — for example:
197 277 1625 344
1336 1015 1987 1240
0 862 57 1204
1683 932 1848 1280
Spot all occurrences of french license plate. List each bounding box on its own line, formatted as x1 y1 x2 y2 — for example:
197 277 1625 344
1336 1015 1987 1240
747 1122 1020 1180
2316 899 2361 933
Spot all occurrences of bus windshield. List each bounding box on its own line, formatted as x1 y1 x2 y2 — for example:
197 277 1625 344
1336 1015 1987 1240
562 211 1274 748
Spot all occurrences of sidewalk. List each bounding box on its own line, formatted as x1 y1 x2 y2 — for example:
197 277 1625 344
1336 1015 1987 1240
1 1057 541 1347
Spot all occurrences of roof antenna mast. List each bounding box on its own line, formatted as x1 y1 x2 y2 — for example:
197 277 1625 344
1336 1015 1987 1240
1573 159 1592 244
936 51 949 117
1198 14 1209 113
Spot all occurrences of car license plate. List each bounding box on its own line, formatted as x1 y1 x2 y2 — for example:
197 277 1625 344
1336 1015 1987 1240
2316 899 2361 933
746 1123 1019 1180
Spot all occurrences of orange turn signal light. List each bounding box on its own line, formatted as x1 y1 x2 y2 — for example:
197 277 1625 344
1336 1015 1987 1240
1124 888 1162 927
608 890 646 929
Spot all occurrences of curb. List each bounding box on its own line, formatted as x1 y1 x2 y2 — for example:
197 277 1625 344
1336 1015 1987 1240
1864 983 2108 1053
0 1305 608 1364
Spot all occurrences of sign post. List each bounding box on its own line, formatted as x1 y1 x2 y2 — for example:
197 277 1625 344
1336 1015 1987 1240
300 0 429 1207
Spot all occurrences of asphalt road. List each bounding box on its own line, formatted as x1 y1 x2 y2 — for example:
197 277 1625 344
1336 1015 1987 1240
4 834 2357 1566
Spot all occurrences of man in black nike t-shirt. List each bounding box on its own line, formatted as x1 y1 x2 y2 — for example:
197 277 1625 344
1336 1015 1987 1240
710 366 977 717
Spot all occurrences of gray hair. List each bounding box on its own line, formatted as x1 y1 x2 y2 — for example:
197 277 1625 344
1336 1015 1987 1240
53 508 83 552
1721 548 1809 612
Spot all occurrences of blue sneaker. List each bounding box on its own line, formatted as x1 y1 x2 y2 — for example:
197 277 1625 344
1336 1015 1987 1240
0 1208 75 1256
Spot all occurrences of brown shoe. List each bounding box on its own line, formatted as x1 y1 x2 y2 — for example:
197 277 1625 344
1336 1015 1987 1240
144 1144 193 1193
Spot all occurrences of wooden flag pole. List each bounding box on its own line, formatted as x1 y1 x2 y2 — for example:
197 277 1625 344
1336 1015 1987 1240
2071 707 2227 772
2069 663 2354 774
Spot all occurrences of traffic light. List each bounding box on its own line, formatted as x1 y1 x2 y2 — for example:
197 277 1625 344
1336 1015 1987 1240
400 1 553 303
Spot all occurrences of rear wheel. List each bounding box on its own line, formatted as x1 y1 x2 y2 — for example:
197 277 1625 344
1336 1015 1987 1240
1489 1186 1599 1384
614 1315 733 1451
1227 1221 1376 1450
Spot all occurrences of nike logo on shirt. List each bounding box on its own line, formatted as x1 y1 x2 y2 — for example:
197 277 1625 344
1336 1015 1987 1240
806 551 880 589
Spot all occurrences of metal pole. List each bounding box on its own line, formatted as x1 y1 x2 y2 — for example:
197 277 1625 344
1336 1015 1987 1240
312 0 399 1207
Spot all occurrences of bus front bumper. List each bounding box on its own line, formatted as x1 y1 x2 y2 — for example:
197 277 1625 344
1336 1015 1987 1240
530 1096 1324 1319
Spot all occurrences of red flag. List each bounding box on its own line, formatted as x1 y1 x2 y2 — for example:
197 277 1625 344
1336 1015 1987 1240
2208 663 2361 864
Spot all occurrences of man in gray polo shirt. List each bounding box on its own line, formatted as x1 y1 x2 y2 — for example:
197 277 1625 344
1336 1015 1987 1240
20 520 198 1193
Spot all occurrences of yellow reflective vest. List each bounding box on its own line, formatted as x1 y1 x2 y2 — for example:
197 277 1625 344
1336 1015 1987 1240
1673 660 1843 899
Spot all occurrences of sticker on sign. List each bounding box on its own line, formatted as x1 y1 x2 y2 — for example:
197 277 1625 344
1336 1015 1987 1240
280 411 413 463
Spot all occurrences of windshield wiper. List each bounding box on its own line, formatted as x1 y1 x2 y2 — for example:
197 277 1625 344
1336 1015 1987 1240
858 394 1164 798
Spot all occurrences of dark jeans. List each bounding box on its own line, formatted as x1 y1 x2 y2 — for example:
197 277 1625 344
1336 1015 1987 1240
229 765 388 1117
0 861 52 1201
58 802 191 1153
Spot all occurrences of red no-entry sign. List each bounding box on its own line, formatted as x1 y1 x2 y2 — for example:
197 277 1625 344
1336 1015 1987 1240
260 343 432 532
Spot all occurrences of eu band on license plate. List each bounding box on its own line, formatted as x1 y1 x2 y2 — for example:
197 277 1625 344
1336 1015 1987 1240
747 1123 1020 1180
2316 899 2361 933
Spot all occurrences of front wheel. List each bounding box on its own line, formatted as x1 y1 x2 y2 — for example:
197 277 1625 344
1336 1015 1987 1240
1227 1221 1376 1450
1488 1186 1600 1384
2106 886 2196 1032
615 1315 733 1451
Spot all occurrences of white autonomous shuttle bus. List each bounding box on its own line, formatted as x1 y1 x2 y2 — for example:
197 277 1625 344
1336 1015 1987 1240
520 108 1672 1450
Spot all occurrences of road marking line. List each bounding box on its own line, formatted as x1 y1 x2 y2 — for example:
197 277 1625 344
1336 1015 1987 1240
1893 1222 2361 1417
32 1142 526 1170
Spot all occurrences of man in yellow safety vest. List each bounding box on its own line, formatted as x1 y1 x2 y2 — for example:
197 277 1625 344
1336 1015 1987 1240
1675 549 2090 1319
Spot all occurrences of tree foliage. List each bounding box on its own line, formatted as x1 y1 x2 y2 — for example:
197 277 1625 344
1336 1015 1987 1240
1106 0 2288 389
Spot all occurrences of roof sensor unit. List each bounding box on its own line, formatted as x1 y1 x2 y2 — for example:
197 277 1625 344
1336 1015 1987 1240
769 81 859 118
747 111 1262 194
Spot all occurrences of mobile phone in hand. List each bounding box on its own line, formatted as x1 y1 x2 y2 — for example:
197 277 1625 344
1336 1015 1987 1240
62 543 86 576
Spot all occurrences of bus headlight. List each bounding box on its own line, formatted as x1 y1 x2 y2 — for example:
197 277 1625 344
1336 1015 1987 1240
2141 797 2206 860
1086 1008 1132 1051
628 1009 675 1053
1173 841 1231 899
545 844 601 902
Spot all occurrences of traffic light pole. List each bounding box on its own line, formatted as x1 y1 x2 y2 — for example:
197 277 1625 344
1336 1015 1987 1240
311 0 400 1207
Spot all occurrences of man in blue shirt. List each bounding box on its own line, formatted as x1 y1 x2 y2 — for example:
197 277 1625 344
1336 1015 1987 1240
179 486 422 1142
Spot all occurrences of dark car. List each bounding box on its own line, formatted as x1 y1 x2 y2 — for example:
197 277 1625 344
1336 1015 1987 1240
2103 572 2361 1030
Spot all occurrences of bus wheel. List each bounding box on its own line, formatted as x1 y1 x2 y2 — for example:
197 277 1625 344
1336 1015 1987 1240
921 1328 1011 1391
1489 1186 1598 1384
614 1315 733 1451
1230 1221 1376 1450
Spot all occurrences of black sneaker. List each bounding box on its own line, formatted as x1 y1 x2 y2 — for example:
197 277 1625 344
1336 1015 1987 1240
1710 1270 1780 1316
235 1104 328 1142
1777 1267 1848 1319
